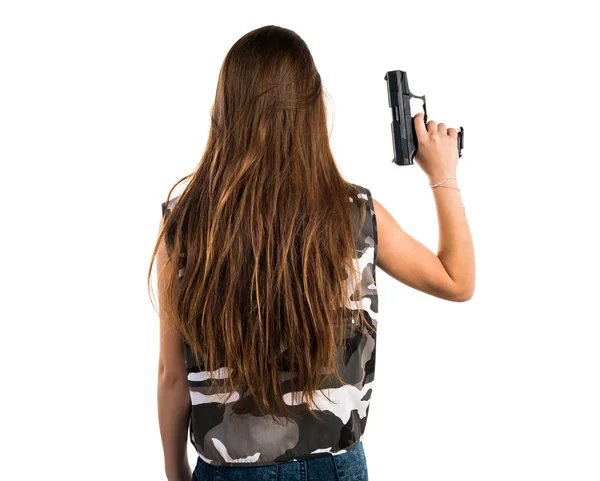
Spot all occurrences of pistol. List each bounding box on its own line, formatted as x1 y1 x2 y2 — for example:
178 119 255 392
384 70 464 166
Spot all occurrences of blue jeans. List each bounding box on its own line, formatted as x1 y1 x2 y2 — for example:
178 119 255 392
191 441 368 480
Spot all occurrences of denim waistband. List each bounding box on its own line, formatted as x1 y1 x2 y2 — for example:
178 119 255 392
191 440 368 481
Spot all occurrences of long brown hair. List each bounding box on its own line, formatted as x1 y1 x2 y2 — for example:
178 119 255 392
148 25 374 425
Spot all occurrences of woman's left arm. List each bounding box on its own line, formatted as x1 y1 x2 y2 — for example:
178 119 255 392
156 217 192 481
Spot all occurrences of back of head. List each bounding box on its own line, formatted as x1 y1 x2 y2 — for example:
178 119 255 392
150 25 371 424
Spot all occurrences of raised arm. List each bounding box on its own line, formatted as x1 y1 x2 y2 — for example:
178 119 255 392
374 112 475 302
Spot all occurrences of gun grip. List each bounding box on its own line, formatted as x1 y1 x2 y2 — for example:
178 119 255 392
411 122 465 161
408 120 465 159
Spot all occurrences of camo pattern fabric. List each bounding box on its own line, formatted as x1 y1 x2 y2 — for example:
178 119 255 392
160 183 379 467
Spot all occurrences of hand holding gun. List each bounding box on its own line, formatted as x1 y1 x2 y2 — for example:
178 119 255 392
384 70 464 166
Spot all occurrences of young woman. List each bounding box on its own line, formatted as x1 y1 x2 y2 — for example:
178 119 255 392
149 25 475 481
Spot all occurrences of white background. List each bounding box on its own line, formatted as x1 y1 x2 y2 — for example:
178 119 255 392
1 1 599 480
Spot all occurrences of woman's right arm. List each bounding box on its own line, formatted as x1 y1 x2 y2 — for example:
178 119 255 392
373 112 475 302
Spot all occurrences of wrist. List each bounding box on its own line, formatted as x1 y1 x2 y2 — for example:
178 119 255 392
428 172 457 185
431 179 459 191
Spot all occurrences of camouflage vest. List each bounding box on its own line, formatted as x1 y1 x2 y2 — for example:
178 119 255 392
161 183 378 467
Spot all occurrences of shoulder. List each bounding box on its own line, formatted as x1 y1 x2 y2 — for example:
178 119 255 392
347 183 375 213
347 182 372 202
161 194 182 217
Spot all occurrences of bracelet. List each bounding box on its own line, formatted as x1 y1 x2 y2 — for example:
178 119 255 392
429 175 457 188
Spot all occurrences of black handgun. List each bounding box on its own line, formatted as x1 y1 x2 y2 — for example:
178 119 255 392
384 70 464 166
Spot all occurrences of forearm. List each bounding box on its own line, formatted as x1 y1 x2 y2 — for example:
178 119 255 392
430 176 475 299
158 377 192 481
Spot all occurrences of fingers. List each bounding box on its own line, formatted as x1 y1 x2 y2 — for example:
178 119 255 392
416 114 456 138
413 112 427 139
426 119 437 132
